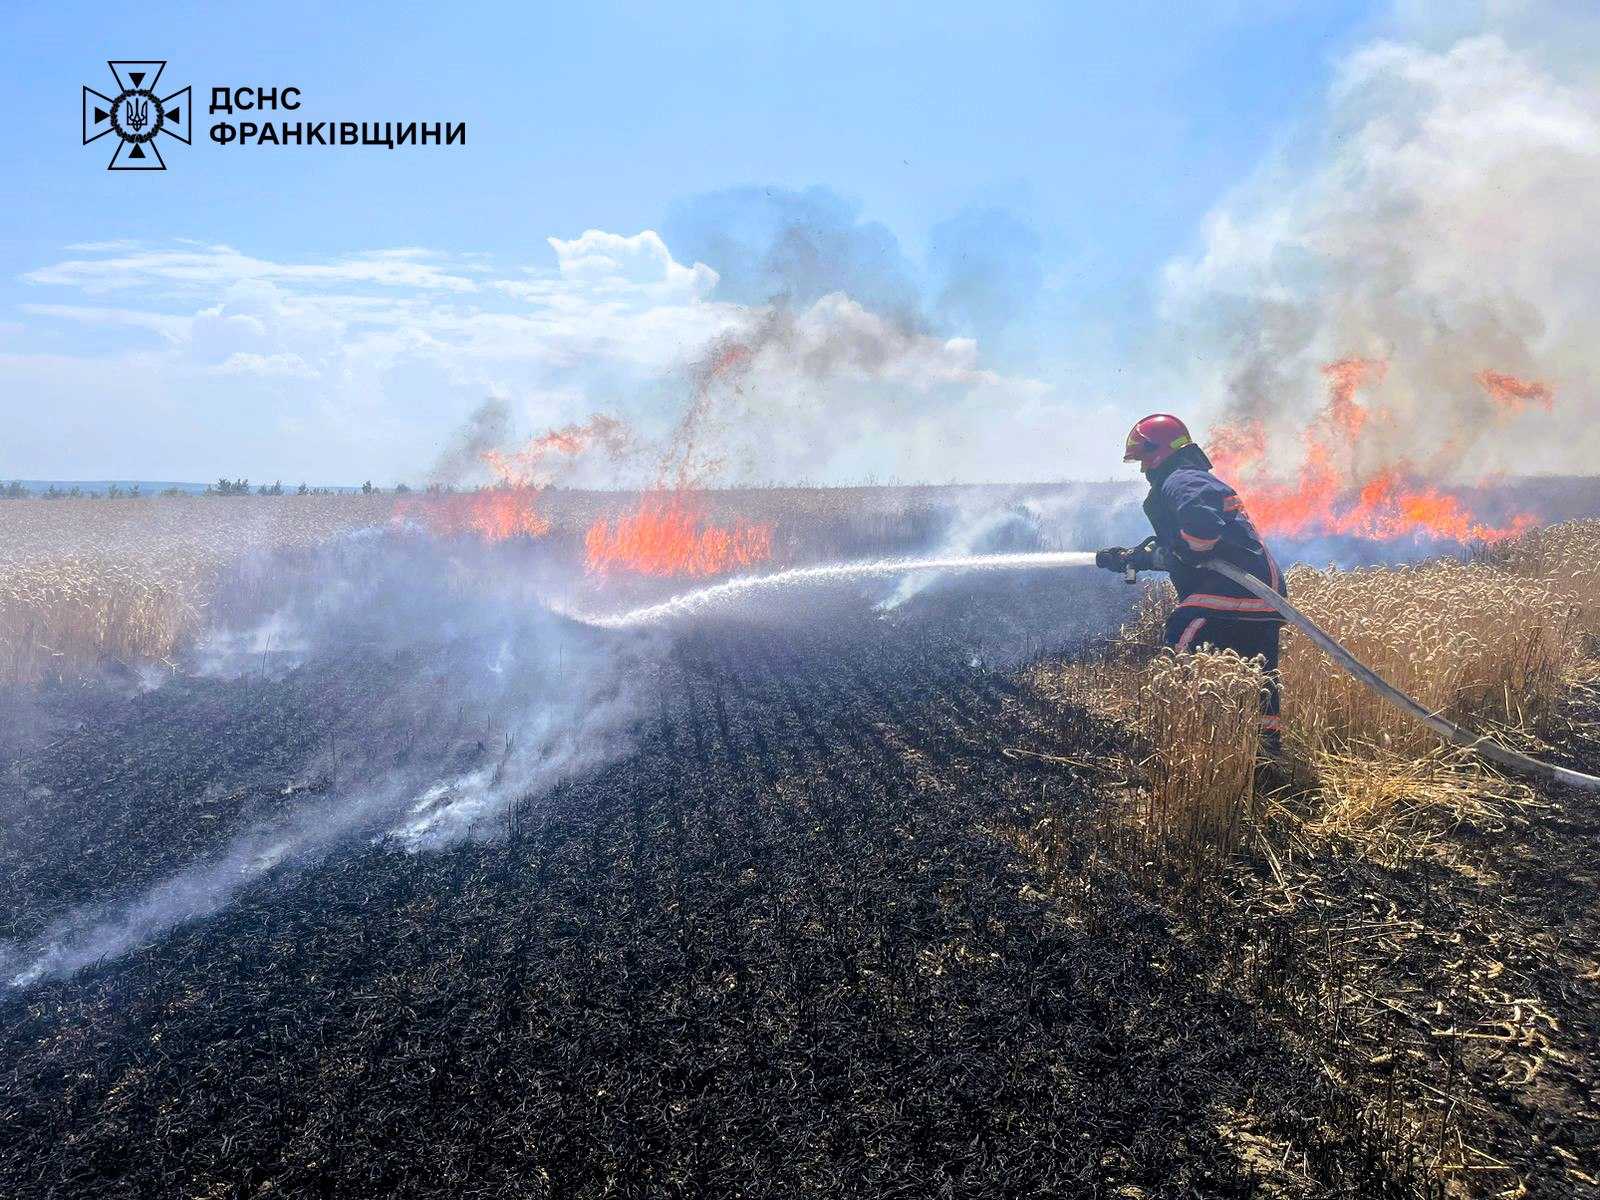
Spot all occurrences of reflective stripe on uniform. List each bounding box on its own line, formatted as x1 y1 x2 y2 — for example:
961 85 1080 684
1259 716 1282 730
1180 529 1221 551
1177 593 1280 614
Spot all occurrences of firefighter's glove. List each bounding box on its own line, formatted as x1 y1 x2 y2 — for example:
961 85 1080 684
1126 536 1172 573
1094 547 1131 573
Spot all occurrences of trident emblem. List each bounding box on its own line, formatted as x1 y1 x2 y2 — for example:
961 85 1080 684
82 60 191 170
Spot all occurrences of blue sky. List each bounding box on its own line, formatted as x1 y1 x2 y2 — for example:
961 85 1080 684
13 0 1587 485
7 3 1376 265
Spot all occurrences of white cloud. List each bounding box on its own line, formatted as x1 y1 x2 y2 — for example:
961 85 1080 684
24 244 482 296
62 239 143 253
19 303 191 343
6 232 1050 485
548 228 719 302
213 352 319 379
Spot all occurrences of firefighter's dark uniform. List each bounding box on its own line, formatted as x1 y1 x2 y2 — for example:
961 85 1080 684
1144 444 1287 752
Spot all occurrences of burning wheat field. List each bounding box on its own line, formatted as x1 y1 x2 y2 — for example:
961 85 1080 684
2 403 1599 1198
10 5 1600 1197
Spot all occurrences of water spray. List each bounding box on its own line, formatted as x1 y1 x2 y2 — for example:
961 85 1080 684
579 546 1600 790
572 550 1098 627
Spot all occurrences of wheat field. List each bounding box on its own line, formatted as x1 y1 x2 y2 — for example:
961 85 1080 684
8 497 1598 842
1034 520 1600 851
0 496 391 684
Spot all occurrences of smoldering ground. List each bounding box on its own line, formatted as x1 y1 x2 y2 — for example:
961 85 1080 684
0 487 1161 988
0 529 666 986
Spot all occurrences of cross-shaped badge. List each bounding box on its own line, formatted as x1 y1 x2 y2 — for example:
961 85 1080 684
83 60 191 170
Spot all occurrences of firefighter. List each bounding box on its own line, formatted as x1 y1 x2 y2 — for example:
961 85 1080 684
1095 414 1287 756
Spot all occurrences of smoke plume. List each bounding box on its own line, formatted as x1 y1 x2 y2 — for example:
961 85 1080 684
664 185 926 327
430 396 514 485
651 186 1049 485
654 293 1037 487
1163 29 1600 479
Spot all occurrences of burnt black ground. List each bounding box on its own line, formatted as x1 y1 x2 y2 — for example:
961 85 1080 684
0 566 1516 1198
1205 687 1600 1199
0 644 517 950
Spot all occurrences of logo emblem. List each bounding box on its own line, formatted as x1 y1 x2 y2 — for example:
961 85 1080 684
82 61 191 170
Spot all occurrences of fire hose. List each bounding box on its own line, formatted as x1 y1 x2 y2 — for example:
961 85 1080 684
1197 558 1600 791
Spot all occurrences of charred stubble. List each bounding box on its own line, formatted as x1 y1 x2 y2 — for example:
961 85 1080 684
0 581 1443 1200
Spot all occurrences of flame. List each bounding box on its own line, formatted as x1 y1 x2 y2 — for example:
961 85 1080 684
1321 356 1385 443
1476 369 1554 416
580 336 774 577
585 494 774 578
1210 360 1545 543
399 414 630 542
399 486 552 540
480 414 630 488
701 341 754 382
1205 422 1267 478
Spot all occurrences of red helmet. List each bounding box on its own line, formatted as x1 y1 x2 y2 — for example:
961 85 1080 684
1123 414 1195 472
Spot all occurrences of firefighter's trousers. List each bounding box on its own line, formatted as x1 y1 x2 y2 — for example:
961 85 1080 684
1162 612 1283 755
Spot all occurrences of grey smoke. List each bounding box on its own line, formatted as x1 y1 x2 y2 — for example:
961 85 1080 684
927 207 1045 361
555 185 1058 488
1162 28 1600 479
430 395 512 485
662 282 1045 488
665 185 1047 350
664 185 926 328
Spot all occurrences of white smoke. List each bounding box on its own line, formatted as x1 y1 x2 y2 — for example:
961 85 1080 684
1 532 663 987
3 778 403 987
1163 26 1600 477
191 608 309 678
666 293 1045 487
875 494 1039 612
872 482 1148 612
